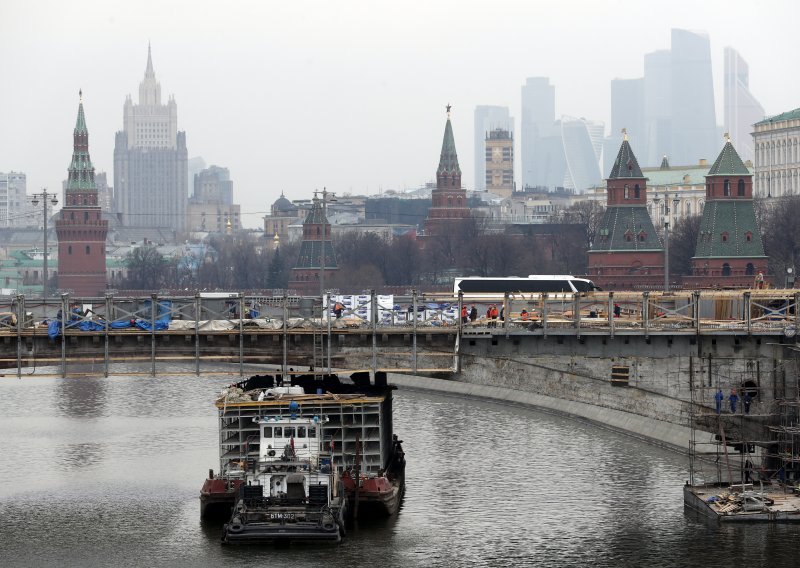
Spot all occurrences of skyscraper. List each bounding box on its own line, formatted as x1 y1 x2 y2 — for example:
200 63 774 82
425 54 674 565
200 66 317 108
474 105 513 192
605 78 644 176
670 29 718 166
114 45 188 233
520 78 556 189
560 117 603 193
642 49 672 167
724 47 765 164
56 93 108 296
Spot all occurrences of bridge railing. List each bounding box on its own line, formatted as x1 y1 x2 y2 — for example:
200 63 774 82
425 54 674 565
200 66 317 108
1 289 799 336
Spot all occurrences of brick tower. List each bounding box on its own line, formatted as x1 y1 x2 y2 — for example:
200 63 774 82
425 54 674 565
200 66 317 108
55 92 109 296
424 105 470 237
687 136 767 287
289 191 338 295
588 133 664 290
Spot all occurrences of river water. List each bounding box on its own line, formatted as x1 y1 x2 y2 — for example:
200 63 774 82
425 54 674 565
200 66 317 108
1 370 799 567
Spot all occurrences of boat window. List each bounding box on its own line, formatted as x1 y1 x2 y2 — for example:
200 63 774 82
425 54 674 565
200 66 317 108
263 426 272 438
284 427 295 438
308 427 316 438
297 427 306 438
273 427 282 438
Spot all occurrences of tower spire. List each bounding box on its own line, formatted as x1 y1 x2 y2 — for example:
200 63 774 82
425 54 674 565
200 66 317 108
145 42 154 78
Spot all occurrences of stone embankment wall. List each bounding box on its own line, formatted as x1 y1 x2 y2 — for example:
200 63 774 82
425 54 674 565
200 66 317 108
391 333 795 451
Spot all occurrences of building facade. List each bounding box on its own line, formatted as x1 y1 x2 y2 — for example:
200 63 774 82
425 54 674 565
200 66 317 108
113 45 188 233
753 108 800 198
687 138 767 287
474 105 513 192
187 165 239 232
485 128 514 198
588 137 664 290
55 95 109 296
0 172 27 228
520 77 557 190
424 107 470 237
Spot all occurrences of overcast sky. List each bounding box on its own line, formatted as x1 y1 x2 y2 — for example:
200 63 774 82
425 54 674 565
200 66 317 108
1 0 797 229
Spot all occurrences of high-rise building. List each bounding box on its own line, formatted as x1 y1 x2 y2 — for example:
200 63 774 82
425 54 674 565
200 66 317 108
560 117 603 193
724 47 765 164
520 78 556 189
670 29 718 167
0 172 27 227
474 106 513 192
55 94 108 296
114 45 188 233
752 108 800 198
642 49 672 167
605 78 644 176
485 128 514 198
424 106 470 237
187 165 239 233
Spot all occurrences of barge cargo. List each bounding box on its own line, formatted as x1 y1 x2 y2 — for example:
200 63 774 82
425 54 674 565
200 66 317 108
201 370 405 539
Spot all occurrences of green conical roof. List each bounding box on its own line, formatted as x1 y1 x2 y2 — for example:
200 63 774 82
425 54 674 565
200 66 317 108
437 116 461 176
75 98 87 134
707 140 750 176
66 96 95 193
609 139 644 179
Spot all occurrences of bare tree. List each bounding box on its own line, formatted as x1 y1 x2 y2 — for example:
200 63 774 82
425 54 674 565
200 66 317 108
669 214 702 277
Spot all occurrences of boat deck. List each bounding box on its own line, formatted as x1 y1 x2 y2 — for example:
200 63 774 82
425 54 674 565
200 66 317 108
685 484 800 522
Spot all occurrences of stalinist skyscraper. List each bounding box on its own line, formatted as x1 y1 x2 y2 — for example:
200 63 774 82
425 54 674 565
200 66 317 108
114 45 188 232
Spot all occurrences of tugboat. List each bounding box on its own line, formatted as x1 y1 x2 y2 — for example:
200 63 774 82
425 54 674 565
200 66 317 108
221 414 346 544
201 371 405 537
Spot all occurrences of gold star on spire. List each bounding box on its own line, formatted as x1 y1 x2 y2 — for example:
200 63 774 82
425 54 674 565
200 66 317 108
621 127 628 141
446 103 451 118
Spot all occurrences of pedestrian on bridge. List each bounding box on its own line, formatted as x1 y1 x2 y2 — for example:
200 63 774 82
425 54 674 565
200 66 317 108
729 389 739 414
469 305 477 322
743 392 752 414
714 389 724 414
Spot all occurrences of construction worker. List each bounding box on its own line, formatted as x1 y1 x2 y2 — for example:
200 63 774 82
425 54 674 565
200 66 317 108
714 389 724 414
729 389 739 413
520 309 530 321
461 305 468 324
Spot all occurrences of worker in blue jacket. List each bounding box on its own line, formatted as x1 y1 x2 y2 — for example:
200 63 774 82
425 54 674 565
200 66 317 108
714 389 724 414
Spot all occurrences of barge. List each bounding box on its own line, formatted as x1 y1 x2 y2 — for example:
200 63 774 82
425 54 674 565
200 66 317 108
201 370 405 540
684 483 800 522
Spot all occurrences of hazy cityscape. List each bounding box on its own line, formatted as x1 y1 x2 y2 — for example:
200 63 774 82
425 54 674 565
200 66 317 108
4 3 800 566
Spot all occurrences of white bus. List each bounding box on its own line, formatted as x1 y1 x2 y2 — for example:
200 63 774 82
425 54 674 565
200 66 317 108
453 275 599 295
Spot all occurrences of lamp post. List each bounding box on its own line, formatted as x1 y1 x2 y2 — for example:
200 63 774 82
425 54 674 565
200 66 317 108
30 189 58 299
657 193 680 292
319 187 336 296
786 267 795 289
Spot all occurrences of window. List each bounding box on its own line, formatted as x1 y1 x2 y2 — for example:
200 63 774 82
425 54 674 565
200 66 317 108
724 179 731 196
263 426 272 438
85 245 90 254
745 232 753 242
624 185 629 199
624 230 633 242
68 245 72 255
634 184 640 199
721 232 729 242
638 231 647 242
722 263 731 276
273 427 282 438
738 179 745 196
746 263 755 275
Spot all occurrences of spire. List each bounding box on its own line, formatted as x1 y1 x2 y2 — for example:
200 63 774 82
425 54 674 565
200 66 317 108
708 138 750 176
66 94 95 193
145 42 155 78
608 138 644 179
75 90 87 134
437 106 461 176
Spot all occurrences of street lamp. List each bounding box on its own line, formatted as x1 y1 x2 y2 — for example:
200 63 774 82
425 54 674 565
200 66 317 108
30 189 58 299
786 267 795 289
656 193 680 292
319 187 336 296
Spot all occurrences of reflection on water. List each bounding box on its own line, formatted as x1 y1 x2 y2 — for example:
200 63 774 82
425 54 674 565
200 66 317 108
1 373 800 567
